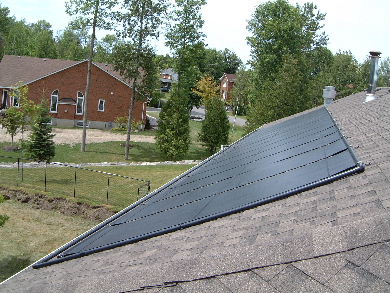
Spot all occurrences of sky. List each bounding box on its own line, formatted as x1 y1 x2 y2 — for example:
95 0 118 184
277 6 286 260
1 0 389 64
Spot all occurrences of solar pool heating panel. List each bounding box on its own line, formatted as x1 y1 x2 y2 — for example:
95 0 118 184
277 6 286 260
33 107 364 268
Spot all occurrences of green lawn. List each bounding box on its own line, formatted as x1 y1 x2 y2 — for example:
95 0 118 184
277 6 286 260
0 199 99 282
0 164 195 212
0 141 209 164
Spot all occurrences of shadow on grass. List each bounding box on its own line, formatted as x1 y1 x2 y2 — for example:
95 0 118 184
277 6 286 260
0 255 32 282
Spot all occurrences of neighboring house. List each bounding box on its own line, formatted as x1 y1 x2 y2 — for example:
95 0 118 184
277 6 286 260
0 55 146 129
220 73 236 103
2 88 390 292
160 68 178 92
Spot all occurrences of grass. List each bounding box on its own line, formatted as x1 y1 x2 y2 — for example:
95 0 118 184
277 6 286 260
0 199 99 282
0 141 209 164
0 164 195 212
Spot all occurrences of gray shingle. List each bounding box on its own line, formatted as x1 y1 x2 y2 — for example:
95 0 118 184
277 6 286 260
269 264 333 293
252 264 287 281
326 262 380 293
179 277 232 293
343 243 381 266
294 254 347 283
218 271 278 293
361 243 390 283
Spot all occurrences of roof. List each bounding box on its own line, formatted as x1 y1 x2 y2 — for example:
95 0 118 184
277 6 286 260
0 55 130 88
160 68 178 82
220 73 236 82
2 88 390 292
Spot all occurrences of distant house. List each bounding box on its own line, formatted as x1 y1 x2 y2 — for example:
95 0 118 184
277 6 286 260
159 68 178 92
0 55 146 129
220 73 236 102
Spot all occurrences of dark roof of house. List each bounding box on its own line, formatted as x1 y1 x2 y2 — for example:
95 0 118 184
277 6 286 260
0 55 130 88
1 88 390 293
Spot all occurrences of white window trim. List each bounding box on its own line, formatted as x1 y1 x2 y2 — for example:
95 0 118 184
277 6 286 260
76 92 84 115
2 90 9 108
98 99 105 112
50 90 59 113
12 95 20 107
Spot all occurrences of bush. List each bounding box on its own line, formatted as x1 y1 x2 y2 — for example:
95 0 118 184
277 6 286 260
112 116 144 133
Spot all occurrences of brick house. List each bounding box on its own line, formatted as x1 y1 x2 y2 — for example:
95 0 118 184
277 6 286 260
0 55 146 129
220 73 236 103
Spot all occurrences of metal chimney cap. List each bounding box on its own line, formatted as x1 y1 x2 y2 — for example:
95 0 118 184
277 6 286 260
369 51 382 57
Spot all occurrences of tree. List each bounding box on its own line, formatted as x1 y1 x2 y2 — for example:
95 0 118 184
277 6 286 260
156 91 190 160
0 4 14 59
378 57 390 87
231 69 254 116
11 84 37 140
56 26 88 60
193 75 220 104
246 0 328 131
194 76 230 154
94 34 117 63
0 107 23 146
112 0 167 160
4 20 33 56
24 102 55 163
66 0 117 152
166 0 207 110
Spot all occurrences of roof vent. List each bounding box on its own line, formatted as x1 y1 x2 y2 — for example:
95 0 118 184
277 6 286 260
323 86 336 107
365 50 381 103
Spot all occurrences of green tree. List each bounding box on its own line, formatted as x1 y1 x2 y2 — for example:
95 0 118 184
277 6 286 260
0 4 14 59
317 51 364 99
231 69 254 116
246 0 328 131
378 57 390 87
156 91 190 160
194 76 230 154
0 107 23 146
30 20 58 59
166 0 207 110
112 0 167 160
56 26 88 60
66 0 117 152
94 34 117 63
4 20 33 56
24 102 55 163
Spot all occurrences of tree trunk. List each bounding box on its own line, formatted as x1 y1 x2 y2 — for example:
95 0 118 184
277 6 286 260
125 84 136 160
124 2 145 160
81 0 99 152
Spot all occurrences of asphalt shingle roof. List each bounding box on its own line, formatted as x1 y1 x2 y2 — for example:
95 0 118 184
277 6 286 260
0 55 129 88
1 88 390 293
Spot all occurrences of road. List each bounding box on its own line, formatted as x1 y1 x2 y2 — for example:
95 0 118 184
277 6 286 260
147 106 247 127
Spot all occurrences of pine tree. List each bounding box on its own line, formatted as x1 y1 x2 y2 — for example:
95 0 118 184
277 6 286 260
156 90 190 160
200 97 230 154
24 103 55 163
194 75 230 154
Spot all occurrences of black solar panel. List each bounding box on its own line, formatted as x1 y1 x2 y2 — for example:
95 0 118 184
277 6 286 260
33 107 364 268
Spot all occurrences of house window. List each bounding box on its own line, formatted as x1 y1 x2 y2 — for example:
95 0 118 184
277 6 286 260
11 93 20 107
98 99 105 112
76 92 84 115
1 90 9 109
50 90 59 113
